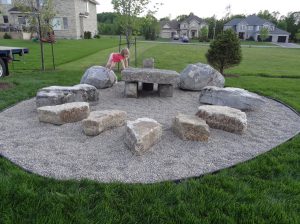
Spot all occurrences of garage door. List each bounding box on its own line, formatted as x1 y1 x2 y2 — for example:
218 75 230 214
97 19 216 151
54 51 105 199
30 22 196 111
278 36 287 43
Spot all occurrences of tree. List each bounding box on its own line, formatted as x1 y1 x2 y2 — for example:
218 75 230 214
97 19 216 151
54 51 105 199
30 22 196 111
257 10 279 25
205 29 242 75
14 0 56 71
198 26 208 42
111 0 152 48
141 14 159 40
176 14 188 22
295 29 300 42
259 27 269 41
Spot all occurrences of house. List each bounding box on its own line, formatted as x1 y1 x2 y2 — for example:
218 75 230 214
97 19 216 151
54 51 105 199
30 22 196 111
224 15 290 43
0 0 98 39
160 13 208 39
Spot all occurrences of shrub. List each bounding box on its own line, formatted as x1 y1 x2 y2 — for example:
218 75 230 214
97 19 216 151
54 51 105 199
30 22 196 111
205 29 242 75
94 34 101 39
83 31 92 39
3 33 12 39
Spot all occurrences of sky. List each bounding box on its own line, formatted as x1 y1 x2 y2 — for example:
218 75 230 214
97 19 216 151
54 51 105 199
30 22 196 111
96 0 300 19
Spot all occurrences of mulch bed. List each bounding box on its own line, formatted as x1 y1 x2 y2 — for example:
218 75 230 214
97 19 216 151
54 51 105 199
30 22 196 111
0 82 14 90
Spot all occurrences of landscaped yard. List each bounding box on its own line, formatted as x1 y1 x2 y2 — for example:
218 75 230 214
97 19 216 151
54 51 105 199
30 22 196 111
0 38 299 223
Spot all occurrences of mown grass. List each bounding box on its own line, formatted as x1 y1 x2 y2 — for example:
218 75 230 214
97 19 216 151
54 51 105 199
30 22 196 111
0 39 299 223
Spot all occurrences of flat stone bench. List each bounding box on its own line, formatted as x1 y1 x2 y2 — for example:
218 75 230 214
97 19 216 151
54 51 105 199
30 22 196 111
124 118 162 155
37 102 90 125
173 113 210 141
196 105 247 134
121 68 179 97
82 110 127 136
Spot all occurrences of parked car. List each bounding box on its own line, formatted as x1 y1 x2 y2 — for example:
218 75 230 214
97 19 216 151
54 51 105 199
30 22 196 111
182 35 189 43
173 34 179 40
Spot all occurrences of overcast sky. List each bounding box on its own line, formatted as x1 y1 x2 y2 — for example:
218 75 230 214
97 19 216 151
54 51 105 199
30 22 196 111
96 0 299 19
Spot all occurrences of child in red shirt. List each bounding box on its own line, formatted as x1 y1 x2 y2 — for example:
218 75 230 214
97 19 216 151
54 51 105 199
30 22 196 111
106 48 130 70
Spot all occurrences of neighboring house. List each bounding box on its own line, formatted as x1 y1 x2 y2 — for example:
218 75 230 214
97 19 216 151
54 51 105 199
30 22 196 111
160 13 208 39
0 0 98 39
224 15 290 43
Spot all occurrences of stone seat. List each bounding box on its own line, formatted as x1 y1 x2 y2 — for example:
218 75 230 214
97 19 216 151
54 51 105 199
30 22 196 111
199 86 265 111
124 118 162 155
36 84 98 108
82 110 127 136
196 105 247 134
121 68 179 97
37 102 90 125
172 113 210 141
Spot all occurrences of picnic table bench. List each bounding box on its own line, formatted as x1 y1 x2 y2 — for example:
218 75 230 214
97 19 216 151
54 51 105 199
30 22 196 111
121 68 179 98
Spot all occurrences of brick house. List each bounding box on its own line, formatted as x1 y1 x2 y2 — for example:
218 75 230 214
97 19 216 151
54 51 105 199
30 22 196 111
0 0 98 39
224 15 290 43
160 13 208 39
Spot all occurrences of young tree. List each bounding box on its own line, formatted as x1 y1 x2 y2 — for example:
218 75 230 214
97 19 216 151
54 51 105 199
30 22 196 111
141 14 159 40
295 29 300 42
259 27 269 41
198 26 208 42
205 29 242 75
14 0 56 71
111 0 153 48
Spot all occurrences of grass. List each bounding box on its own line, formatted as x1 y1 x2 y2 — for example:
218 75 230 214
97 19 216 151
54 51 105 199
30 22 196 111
0 39 300 223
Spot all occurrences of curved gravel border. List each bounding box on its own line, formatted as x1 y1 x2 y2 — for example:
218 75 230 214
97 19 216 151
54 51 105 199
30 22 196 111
0 82 299 183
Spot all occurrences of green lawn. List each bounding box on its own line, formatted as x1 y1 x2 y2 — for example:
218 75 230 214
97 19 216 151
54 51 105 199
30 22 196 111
0 39 299 223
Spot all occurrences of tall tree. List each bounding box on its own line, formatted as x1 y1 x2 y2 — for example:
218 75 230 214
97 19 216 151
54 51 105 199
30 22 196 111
14 0 56 71
176 14 188 22
111 0 152 48
206 29 242 75
141 13 159 40
257 10 279 24
259 27 269 42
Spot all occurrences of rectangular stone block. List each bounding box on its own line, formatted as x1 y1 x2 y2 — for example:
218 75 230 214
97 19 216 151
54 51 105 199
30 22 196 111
124 118 162 155
173 113 210 141
124 82 138 98
83 110 127 136
158 84 173 97
196 105 247 134
143 58 154 68
37 102 90 125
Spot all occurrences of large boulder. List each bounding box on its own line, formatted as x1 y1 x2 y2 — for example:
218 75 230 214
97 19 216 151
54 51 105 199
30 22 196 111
36 84 98 108
82 110 127 136
199 86 266 111
80 66 117 89
179 63 225 90
172 113 210 141
196 105 247 134
37 102 90 125
124 118 162 155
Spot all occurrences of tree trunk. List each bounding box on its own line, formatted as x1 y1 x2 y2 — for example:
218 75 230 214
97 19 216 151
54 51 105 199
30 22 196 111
37 14 45 71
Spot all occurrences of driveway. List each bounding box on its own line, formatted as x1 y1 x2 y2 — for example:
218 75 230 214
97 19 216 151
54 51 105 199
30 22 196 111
274 42 300 48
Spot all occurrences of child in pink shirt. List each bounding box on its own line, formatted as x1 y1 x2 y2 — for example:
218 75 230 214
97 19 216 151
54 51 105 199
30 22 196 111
106 48 130 70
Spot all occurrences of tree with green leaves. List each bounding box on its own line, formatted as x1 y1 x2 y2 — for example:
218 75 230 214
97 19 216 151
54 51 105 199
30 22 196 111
14 0 56 71
295 29 300 42
111 0 153 48
259 27 269 41
141 14 159 40
198 26 208 42
205 29 242 75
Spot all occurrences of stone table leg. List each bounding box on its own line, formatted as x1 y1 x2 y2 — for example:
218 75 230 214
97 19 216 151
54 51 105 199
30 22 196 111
124 82 138 98
158 84 173 97
142 83 154 91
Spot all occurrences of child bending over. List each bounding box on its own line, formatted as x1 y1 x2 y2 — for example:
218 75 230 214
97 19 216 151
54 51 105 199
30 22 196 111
106 48 130 70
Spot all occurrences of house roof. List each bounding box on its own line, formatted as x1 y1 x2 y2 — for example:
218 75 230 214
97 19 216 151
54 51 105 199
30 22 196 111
183 13 205 24
160 20 180 30
254 27 290 35
244 15 274 26
224 18 243 26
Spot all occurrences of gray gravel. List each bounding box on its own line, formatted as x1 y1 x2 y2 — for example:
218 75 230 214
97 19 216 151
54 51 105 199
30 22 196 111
0 82 299 183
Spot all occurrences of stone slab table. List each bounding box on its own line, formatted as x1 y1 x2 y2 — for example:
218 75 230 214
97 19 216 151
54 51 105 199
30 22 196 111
121 68 179 97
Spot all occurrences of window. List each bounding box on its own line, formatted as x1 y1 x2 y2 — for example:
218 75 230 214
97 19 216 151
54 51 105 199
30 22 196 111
18 16 26 25
240 25 246 30
247 26 253 30
0 0 12 4
52 17 68 30
3 15 8 23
